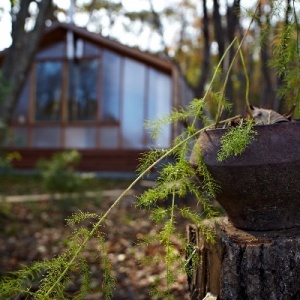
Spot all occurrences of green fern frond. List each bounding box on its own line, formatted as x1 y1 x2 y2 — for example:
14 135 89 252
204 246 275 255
272 24 294 74
149 276 175 300
137 160 195 208
180 207 204 226
185 241 200 279
145 108 186 140
0 262 46 299
198 223 217 244
192 144 220 198
98 236 116 300
170 132 195 160
187 184 220 219
185 98 213 127
67 228 90 249
136 148 168 175
145 99 212 141
158 160 194 183
269 16 300 105
136 184 170 208
34 252 73 299
210 92 232 113
66 210 99 226
73 258 91 300
217 120 257 161
159 220 176 243
150 207 169 223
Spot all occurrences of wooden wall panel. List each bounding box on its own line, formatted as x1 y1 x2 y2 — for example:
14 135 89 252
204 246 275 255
5 148 144 172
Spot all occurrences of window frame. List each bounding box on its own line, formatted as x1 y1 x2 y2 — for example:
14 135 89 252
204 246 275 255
10 40 173 150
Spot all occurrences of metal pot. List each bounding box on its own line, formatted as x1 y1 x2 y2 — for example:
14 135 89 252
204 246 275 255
190 122 300 231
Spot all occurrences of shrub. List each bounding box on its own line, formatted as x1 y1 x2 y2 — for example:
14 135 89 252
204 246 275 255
37 150 83 194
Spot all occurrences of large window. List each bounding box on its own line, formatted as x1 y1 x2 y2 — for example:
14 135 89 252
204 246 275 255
32 127 61 148
68 59 99 121
101 50 121 121
122 58 146 149
13 77 30 123
147 68 172 148
13 40 173 150
35 61 63 121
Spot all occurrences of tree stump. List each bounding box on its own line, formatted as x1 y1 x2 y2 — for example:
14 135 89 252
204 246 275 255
187 217 300 300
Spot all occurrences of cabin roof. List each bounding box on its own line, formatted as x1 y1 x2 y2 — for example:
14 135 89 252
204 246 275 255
0 22 173 74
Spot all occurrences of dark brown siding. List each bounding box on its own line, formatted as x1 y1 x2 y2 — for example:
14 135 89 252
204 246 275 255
5 148 145 172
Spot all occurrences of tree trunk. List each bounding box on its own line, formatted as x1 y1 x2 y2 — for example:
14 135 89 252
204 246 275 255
195 0 210 98
187 218 300 299
257 1 276 109
0 0 52 129
274 0 292 113
225 0 240 114
212 0 225 65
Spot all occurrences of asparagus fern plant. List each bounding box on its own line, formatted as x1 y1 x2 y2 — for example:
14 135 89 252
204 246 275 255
0 0 299 298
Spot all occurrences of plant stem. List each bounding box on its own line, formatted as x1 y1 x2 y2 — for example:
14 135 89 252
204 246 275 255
165 191 176 293
215 0 260 126
44 114 240 297
238 43 251 117
184 248 197 268
191 37 237 129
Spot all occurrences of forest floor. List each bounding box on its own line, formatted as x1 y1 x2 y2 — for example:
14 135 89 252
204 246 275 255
0 175 195 299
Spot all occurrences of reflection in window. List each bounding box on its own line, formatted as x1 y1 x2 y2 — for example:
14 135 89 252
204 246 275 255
65 127 96 148
35 61 62 121
32 127 60 148
68 59 98 121
101 50 121 121
147 68 172 148
122 58 146 149
99 127 118 148
13 77 30 123
35 42 65 59
84 42 100 56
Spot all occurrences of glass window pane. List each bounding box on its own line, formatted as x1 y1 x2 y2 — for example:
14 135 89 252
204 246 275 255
101 50 121 121
36 42 65 59
65 127 96 148
147 69 172 148
84 42 100 56
99 127 118 149
122 58 146 149
35 61 62 121
68 59 99 121
13 77 30 123
32 127 60 148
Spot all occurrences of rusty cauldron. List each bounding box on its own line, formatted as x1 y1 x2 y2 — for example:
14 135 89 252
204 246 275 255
190 121 300 231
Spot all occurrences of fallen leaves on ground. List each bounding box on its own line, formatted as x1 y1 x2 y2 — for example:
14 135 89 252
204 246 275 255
0 189 195 299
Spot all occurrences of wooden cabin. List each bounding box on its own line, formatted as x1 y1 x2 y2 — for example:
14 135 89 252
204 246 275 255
2 22 191 172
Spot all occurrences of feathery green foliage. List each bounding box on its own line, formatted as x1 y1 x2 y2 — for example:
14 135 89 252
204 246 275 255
272 22 300 107
37 150 83 194
3 1 296 298
0 32 249 300
217 120 257 161
268 1 300 115
98 236 116 300
0 262 46 299
0 210 114 299
66 210 99 226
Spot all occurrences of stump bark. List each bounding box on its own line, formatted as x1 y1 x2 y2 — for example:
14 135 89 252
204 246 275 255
187 217 300 300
